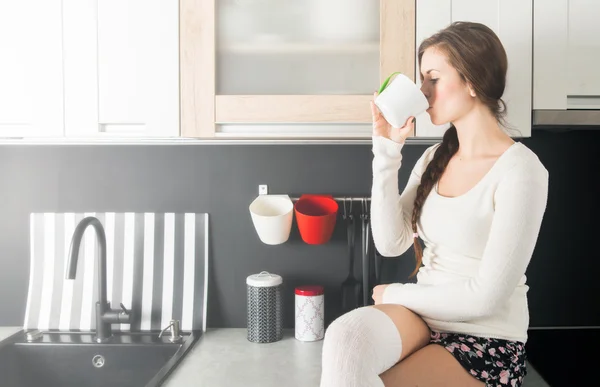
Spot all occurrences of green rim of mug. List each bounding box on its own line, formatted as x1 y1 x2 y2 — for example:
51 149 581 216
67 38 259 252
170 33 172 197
377 72 402 94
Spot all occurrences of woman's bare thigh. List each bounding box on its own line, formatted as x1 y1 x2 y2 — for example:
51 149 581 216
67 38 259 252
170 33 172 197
380 344 485 387
371 304 431 362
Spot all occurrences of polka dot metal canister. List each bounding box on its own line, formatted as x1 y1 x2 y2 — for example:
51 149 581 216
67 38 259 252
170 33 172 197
246 271 283 343
295 285 325 341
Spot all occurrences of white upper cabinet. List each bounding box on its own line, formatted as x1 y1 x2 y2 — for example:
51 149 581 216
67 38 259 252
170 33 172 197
534 0 600 110
415 0 533 138
0 1 64 137
63 0 179 138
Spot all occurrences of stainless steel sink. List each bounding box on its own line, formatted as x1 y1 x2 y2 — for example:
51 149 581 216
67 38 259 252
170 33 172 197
0 330 199 387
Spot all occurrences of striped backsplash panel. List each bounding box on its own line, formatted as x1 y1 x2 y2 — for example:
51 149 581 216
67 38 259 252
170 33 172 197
24 212 209 333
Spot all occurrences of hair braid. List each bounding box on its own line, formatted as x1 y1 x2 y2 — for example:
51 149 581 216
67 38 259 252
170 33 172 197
409 126 459 277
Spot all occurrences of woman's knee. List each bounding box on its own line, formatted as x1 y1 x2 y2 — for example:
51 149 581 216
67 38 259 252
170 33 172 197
322 307 404 372
323 307 374 351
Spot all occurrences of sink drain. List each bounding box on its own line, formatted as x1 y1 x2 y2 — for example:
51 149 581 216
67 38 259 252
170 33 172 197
92 354 105 368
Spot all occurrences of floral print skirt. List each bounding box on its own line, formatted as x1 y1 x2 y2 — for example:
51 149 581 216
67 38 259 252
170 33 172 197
429 330 527 387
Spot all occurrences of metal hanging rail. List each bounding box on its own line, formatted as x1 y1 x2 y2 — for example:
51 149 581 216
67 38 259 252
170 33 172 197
290 196 370 202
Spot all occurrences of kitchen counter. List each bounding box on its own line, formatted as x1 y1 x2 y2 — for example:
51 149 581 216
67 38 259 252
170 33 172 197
163 329 322 387
0 327 550 386
0 327 21 342
164 328 550 387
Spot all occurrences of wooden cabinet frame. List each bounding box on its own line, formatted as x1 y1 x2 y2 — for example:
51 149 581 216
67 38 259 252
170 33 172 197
180 0 416 138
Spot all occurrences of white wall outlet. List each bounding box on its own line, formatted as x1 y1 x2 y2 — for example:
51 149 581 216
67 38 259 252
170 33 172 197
258 185 268 195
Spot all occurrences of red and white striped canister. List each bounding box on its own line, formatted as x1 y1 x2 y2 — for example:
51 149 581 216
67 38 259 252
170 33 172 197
294 285 325 342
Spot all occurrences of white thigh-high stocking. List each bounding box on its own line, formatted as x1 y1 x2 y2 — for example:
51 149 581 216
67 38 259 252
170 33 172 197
319 306 402 387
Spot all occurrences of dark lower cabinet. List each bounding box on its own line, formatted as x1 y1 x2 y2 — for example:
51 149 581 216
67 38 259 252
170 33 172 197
526 329 600 386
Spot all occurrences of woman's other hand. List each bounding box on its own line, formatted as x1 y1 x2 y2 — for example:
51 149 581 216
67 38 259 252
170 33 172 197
372 284 390 305
370 91 415 144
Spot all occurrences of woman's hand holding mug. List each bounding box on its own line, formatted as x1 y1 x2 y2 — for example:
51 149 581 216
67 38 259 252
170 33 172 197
370 91 415 144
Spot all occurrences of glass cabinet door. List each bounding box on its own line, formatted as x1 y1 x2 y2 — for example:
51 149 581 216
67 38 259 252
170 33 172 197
216 0 380 96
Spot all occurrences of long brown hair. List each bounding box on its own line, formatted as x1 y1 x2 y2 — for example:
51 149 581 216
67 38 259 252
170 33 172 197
409 21 508 277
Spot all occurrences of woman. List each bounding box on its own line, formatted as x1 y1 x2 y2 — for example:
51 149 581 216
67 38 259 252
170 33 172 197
320 22 548 387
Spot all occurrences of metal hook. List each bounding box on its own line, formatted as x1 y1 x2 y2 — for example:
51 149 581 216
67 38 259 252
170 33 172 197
347 197 353 220
360 198 366 220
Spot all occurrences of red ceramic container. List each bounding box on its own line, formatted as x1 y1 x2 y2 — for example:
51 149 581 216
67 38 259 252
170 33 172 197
294 194 338 245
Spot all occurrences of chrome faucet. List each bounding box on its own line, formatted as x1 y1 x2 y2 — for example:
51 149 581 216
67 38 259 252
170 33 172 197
66 216 132 343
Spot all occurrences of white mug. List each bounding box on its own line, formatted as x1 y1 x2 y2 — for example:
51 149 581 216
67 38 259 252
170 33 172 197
374 72 429 129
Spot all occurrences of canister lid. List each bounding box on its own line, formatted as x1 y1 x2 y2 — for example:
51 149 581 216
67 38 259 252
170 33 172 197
246 271 283 287
295 285 324 296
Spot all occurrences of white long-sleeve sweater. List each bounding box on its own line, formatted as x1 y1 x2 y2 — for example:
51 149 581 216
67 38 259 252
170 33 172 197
371 136 549 343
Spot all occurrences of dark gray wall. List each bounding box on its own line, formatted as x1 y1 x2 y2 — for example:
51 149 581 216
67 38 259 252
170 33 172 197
0 130 598 329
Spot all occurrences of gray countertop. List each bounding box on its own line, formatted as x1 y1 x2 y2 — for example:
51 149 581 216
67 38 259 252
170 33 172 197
0 327 549 386
165 328 550 387
164 329 322 387
0 327 21 342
